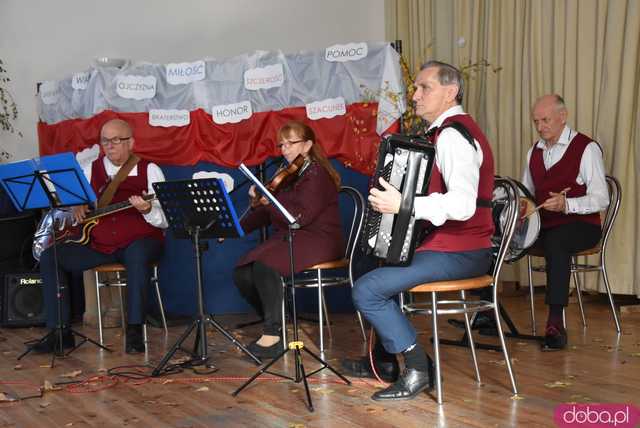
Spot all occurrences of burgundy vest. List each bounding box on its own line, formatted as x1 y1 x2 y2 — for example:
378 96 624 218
416 114 495 252
89 157 163 253
529 133 601 229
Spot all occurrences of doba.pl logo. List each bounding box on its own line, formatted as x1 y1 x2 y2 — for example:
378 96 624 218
555 403 640 427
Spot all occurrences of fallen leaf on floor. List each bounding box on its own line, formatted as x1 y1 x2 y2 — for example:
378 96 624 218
162 379 173 385
544 381 572 388
288 424 305 428
61 370 82 378
488 358 518 366
161 402 179 407
311 387 334 395
40 364 52 368
592 337 604 342
13 364 22 370
43 380 61 391
347 389 359 394
65 423 73 427
98 368 107 373
570 394 592 401
0 392 17 402
195 386 209 392
631 352 640 357
39 401 51 408
511 394 524 400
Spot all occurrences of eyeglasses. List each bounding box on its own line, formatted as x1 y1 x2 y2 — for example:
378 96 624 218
100 136 132 146
277 139 305 150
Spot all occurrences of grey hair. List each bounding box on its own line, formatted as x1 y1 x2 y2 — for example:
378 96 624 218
420 60 464 104
552 94 566 110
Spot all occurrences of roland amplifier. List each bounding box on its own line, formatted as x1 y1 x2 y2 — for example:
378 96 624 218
1 272 46 327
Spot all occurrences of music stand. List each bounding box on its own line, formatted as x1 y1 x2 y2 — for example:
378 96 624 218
231 164 350 412
151 177 261 376
0 153 111 364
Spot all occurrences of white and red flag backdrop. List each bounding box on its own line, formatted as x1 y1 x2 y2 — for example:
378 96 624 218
36 42 405 175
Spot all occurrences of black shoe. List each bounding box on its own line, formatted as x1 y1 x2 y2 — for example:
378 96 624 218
541 324 567 351
448 311 498 336
247 339 283 359
30 329 75 354
126 324 145 354
371 367 434 401
340 356 400 383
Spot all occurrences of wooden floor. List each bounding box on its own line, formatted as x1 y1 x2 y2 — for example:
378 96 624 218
1 288 639 428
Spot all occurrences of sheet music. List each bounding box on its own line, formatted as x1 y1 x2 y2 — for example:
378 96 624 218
238 163 297 225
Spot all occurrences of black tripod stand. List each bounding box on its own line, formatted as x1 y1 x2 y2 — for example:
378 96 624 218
0 153 111 365
151 178 261 376
232 164 350 412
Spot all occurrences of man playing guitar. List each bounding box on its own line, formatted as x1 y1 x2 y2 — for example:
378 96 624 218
31 118 167 354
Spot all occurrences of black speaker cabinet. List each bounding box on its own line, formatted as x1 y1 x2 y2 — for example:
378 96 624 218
1 272 46 327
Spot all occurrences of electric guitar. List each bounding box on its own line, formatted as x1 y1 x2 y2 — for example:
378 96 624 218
32 193 156 261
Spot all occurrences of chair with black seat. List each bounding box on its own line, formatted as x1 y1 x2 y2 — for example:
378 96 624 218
281 185 367 353
94 262 168 345
402 177 520 404
526 174 622 333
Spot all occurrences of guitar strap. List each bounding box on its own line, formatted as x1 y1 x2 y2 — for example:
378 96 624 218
97 154 141 208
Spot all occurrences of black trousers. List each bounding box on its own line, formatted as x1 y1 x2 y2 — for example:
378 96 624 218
233 262 283 335
40 238 163 329
533 221 602 306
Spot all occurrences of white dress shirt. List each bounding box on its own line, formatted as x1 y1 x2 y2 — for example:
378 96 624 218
521 126 609 215
83 157 168 228
413 105 484 226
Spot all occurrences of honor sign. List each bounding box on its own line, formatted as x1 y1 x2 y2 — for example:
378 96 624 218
116 75 157 100
166 60 206 85
211 101 253 124
306 97 346 120
244 64 284 90
149 109 190 127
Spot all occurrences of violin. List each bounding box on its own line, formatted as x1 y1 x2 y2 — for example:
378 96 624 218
250 154 308 207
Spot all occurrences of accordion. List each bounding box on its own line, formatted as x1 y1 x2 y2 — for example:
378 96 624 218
361 134 436 265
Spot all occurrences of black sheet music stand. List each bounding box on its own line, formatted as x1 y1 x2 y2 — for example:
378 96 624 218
0 153 111 364
151 177 261 376
231 164 350 412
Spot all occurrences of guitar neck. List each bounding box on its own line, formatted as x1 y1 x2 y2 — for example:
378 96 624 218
85 193 156 222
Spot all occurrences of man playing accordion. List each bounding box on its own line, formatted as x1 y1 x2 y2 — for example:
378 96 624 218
342 60 496 401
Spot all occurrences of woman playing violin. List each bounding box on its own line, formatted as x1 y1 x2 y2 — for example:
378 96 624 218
234 120 344 359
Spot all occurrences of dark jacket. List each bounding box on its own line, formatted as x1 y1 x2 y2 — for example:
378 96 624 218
237 160 344 275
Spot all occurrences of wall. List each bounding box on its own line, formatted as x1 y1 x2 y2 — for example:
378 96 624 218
0 0 385 161
0 0 386 315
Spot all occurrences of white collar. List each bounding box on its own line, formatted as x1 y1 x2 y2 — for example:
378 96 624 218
535 125 574 149
103 156 136 175
428 105 465 130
